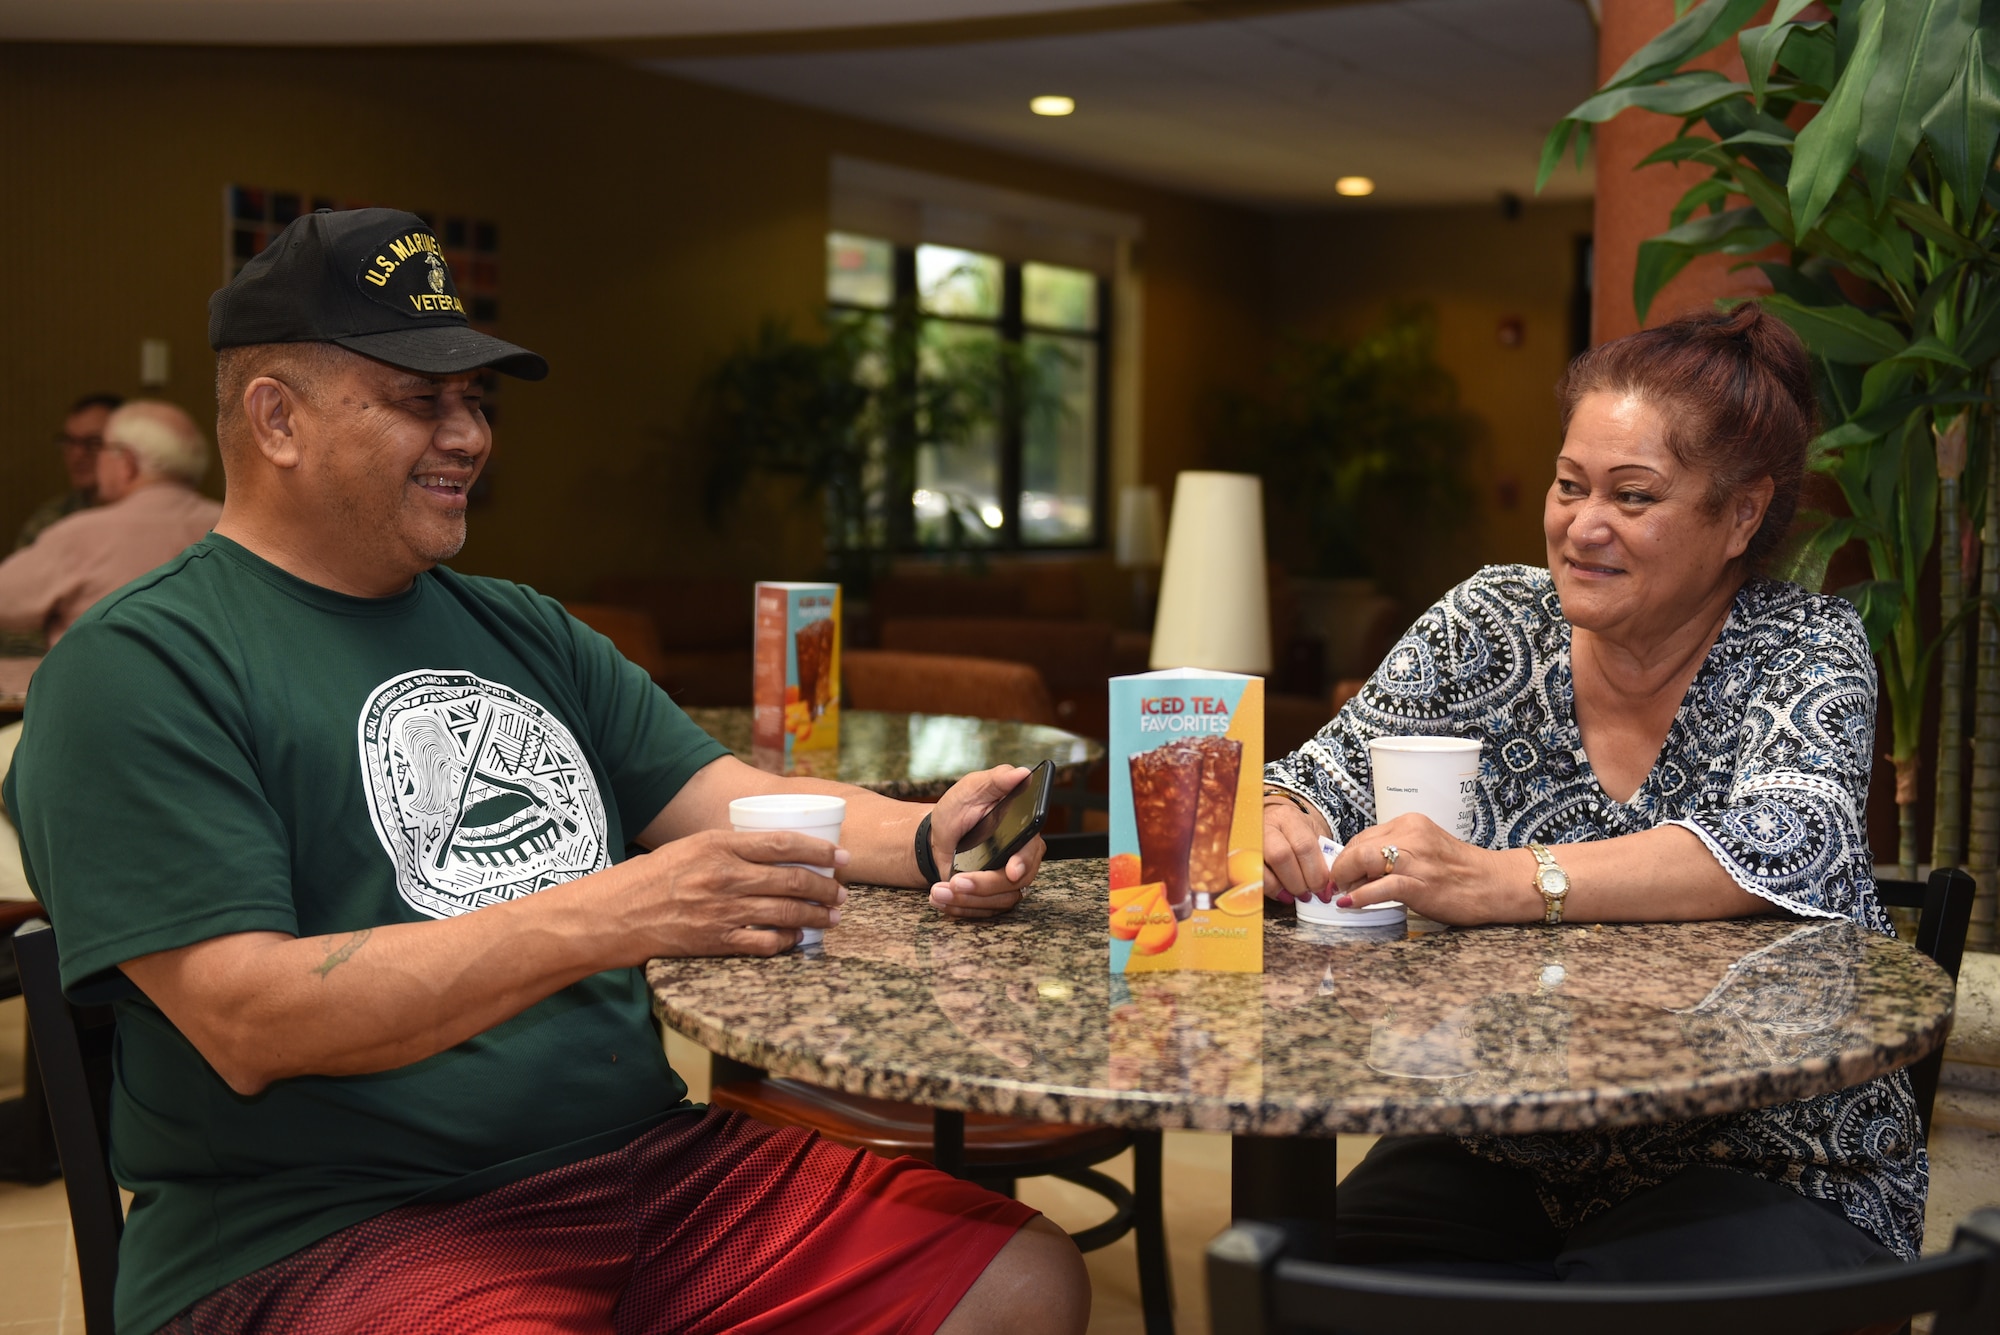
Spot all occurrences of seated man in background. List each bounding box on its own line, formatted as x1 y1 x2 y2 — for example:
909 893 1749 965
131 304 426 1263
0 401 222 647
5 207 1086 1335
2 392 124 656
15 391 122 551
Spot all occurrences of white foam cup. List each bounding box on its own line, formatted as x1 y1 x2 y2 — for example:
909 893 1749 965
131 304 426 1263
1369 736 1481 841
728 794 845 947
1296 835 1406 928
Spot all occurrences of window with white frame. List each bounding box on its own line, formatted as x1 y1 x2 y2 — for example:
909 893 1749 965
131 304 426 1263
826 233 1107 549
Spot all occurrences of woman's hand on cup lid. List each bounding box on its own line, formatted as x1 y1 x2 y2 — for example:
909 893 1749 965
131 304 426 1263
1262 792 1335 904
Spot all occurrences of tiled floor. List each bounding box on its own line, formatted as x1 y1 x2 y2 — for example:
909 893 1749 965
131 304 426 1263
2 1005 1995 1333
0 997 86 1333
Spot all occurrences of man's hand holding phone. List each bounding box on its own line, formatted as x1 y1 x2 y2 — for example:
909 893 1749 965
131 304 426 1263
925 763 1050 919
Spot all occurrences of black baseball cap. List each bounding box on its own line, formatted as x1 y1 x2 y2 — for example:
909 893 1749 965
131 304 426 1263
208 208 547 380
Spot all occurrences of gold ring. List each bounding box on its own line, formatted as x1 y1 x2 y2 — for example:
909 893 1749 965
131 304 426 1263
1381 844 1400 874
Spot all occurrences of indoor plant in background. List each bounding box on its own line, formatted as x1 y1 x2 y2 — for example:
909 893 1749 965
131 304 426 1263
1540 0 2000 930
694 298 1027 593
1219 303 1479 681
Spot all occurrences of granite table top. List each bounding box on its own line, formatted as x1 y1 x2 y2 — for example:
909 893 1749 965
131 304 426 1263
684 707 1103 800
648 859 1958 1137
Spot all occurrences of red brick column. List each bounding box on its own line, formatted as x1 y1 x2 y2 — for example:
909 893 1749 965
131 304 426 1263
1593 0 1774 343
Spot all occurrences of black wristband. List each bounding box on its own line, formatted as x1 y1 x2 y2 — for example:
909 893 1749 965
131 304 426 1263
915 812 944 885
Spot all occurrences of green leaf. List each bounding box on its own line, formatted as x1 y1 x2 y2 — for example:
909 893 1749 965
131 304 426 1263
1856 0 1981 209
1791 0 1887 237
1815 420 1882 457
1742 1 1825 106
1639 134 1726 168
1777 21 1838 95
1907 259 1971 339
1891 335 1973 371
1820 195 1917 291
1729 162 1797 235
1921 27 2000 219
1604 0 1776 90
1856 359 1918 418
1958 298 2000 368
1753 260 1847 308
1670 177 1734 225
1902 416 1939 577
1775 511 1858 590
1535 119 1577 195
1634 207 1782 322
1566 71 1752 127
1886 197 1983 259
1838 578 1906 650
1762 293 1909 362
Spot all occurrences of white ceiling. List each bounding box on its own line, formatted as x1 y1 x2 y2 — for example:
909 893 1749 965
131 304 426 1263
647 0 1599 209
0 0 1601 211
0 0 1150 44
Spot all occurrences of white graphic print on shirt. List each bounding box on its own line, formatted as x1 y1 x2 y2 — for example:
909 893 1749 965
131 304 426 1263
359 669 609 919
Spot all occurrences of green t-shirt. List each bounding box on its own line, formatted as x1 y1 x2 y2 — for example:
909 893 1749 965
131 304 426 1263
3 534 729 1335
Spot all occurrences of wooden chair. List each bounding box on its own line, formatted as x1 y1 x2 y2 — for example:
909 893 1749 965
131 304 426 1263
879 616 1114 740
1206 1209 2000 1335
561 602 673 684
13 919 121 1334
843 649 1057 726
709 837 1173 1334
1875 867 1977 1139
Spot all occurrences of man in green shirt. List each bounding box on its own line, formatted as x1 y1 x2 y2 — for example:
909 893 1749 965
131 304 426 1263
5 208 1086 1335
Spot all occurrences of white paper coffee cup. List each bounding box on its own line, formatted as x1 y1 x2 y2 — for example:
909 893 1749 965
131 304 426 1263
729 794 845 947
1369 736 1480 841
1295 835 1406 928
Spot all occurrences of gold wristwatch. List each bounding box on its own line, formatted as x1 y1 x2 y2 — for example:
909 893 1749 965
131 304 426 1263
1529 843 1569 924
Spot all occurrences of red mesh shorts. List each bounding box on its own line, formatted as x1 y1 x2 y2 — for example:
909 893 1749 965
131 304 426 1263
159 1107 1038 1335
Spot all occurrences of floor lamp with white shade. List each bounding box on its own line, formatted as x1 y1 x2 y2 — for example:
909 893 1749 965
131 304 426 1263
1149 471 1272 676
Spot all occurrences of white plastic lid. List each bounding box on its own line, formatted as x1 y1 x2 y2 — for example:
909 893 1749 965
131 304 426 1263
1369 735 1481 753
1296 834 1406 927
727 794 847 830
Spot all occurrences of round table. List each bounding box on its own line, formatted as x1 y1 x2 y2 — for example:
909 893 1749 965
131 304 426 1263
647 859 1957 1139
683 706 1102 801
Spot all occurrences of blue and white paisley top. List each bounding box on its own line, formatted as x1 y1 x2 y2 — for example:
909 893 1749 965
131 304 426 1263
1264 564 1926 1259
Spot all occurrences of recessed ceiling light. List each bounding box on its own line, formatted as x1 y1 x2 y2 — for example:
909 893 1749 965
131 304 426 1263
1030 95 1076 117
1336 176 1376 197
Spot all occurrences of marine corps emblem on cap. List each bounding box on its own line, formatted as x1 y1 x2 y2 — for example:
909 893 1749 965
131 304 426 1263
357 228 467 320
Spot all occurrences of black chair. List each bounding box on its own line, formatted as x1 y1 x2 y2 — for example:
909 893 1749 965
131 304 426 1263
1877 867 1977 1140
13 918 121 1335
1206 1209 2000 1334
708 830 1171 1334
0 899 61 1185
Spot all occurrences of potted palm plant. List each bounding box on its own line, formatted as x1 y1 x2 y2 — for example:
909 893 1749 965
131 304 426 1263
1220 304 1480 678
1540 0 2000 932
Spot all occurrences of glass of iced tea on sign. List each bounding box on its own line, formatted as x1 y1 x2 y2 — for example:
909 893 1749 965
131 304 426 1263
1130 743 1202 921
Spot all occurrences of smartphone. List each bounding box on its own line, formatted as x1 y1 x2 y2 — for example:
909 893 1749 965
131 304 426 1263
951 760 1055 875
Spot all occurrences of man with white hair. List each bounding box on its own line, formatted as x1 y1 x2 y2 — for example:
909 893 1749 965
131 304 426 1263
0 399 221 644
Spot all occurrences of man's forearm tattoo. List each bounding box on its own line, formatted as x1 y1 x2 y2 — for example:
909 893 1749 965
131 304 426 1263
313 929 372 978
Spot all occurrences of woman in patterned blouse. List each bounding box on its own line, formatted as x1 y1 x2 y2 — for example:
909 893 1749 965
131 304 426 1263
1261 303 1925 1279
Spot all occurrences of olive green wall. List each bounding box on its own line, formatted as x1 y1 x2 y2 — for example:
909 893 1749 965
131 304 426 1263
0 42 1272 598
1264 200 1596 595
